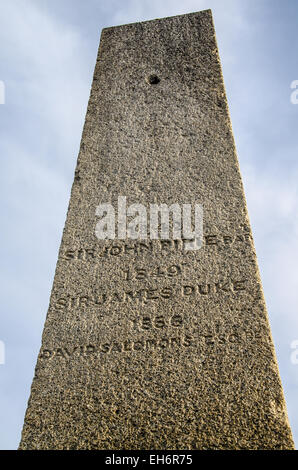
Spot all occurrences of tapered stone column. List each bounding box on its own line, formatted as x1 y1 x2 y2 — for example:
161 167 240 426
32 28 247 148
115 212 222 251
19 10 294 450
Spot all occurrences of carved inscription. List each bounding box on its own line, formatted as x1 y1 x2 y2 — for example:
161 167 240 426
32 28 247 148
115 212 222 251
38 328 262 361
39 334 194 359
121 264 184 280
62 230 252 262
53 279 248 310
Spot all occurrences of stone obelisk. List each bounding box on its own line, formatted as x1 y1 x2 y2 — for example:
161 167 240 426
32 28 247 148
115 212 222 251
19 10 294 450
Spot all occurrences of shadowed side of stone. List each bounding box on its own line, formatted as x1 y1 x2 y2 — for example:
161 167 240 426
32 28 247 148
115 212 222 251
19 10 294 450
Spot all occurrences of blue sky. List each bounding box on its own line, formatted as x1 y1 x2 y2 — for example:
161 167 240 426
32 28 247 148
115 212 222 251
0 0 298 449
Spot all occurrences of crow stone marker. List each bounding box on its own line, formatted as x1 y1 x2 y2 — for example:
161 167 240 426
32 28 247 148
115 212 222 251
19 10 294 450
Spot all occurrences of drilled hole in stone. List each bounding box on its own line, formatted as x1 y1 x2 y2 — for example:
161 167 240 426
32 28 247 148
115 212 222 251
147 74 160 85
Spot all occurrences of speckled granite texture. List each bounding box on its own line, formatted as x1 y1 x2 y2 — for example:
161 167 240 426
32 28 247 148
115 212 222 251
19 10 294 450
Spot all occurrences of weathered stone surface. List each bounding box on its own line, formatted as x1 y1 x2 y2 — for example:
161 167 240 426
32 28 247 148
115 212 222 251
19 10 294 450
